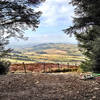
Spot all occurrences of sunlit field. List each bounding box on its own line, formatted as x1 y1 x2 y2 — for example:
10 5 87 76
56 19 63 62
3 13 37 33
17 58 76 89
4 43 85 65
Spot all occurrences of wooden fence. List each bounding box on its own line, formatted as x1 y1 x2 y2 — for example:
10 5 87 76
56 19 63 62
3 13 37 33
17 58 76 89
10 62 79 73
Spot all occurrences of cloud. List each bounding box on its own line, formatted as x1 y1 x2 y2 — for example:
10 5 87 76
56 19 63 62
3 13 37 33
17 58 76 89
36 0 74 26
8 0 77 47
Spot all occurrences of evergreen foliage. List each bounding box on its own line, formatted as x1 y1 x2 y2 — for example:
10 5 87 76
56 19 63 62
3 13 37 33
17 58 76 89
0 0 44 57
0 0 45 74
0 60 11 75
64 0 100 72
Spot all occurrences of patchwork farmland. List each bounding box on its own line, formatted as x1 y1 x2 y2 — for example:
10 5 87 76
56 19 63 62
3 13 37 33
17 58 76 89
5 43 85 65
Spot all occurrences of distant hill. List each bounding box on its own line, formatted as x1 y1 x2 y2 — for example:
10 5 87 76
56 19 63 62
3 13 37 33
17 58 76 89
5 43 84 64
32 43 77 51
22 43 82 56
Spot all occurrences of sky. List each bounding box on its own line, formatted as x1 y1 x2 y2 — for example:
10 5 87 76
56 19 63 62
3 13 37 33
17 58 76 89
9 0 78 47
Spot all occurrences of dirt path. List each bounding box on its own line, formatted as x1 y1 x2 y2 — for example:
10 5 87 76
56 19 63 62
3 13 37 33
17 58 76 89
0 73 100 100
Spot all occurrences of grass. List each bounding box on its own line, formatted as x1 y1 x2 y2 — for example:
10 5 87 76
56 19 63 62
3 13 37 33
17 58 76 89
4 54 84 65
4 43 85 64
3 58 35 64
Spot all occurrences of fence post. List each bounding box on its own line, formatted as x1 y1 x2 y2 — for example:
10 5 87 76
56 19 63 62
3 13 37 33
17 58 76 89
75 63 77 66
49 65 51 72
43 63 46 73
23 62 27 74
67 62 69 70
57 63 60 70
67 62 69 67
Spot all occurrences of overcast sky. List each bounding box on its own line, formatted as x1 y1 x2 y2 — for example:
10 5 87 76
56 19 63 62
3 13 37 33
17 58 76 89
9 0 77 47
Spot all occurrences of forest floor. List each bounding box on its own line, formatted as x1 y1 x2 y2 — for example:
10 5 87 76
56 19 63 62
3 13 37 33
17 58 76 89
0 73 100 100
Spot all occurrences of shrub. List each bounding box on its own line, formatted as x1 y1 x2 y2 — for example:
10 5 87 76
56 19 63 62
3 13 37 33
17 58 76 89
46 68 77 73
80 59 93 72
0 60 11 75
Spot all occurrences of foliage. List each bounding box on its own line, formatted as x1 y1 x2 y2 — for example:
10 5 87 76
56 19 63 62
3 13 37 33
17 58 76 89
64 0 100 34
0 0 45 74
92 37 100 72
75 26 100 71
46 68 78 73
0 0 45 57
0 60 11 75
0 35 12 58
64 0 100 72
80 59 93 72
0 0 44 35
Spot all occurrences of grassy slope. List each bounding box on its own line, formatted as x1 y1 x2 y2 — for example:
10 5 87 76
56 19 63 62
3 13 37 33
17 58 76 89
4 43 85 64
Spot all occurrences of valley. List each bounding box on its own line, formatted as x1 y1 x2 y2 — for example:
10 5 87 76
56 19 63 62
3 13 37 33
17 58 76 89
4 43 85 65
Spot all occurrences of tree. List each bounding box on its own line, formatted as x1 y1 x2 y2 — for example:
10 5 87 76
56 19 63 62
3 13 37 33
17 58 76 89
0 0 45 57
64 0 100 34
92 37 100 72
0 0 45 74
64 0 100 72
0 60 11 75
0 34 11 58
75 26 100 72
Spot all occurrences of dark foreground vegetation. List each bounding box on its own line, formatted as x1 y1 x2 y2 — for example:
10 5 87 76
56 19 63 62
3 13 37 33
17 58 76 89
0 61 10 75
0 73 100 100
64 0 100 73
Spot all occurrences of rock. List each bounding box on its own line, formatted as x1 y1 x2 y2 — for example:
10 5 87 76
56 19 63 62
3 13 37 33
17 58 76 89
92 96 96 99
94 87 99 90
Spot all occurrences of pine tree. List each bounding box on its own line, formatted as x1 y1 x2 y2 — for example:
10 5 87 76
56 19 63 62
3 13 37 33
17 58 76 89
0 0 45 57
64 0 100 72
0 0 45 74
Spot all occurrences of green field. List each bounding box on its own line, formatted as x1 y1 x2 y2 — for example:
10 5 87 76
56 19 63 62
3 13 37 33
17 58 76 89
4 43 85 65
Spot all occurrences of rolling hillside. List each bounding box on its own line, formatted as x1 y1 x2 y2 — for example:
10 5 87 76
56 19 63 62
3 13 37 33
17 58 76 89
4 43 85 64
